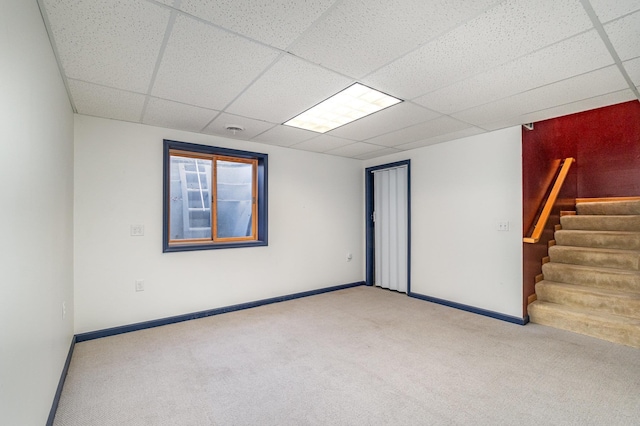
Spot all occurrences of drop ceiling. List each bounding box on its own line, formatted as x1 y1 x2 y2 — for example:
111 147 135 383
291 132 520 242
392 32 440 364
38 0 640 159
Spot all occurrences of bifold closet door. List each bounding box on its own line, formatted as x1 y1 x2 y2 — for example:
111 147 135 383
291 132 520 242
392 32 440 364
373 165 408 293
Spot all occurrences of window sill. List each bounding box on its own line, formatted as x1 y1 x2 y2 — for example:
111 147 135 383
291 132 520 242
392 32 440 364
163 239 268 253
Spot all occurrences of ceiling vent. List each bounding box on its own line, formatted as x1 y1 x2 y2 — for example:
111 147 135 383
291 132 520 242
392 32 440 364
225 124 245 135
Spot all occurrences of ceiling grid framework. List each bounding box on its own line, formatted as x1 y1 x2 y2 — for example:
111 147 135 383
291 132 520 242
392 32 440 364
580 0 640 99
139 1 180 124
38 0 640 159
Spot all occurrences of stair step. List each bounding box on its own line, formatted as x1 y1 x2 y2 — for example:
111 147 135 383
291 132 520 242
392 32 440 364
528 301 640 348
548 245 640 270
542 262 640 293
560 215 640 232
535 281 640 319
576 200 640 215
554 229 640 250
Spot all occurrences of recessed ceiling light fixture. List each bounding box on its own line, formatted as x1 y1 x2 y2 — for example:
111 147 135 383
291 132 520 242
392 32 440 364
283 83 403 133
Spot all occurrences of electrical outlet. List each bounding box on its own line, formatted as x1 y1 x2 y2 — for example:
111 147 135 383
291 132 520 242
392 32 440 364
497 221 510 231
135 279 145 292
130 225 144 236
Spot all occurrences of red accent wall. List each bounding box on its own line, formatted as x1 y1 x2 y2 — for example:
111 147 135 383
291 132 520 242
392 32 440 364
522 100 640 316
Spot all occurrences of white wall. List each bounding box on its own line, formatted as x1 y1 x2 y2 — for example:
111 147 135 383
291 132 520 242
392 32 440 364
74 116 364 333
365 127 523 318
0 1 75 425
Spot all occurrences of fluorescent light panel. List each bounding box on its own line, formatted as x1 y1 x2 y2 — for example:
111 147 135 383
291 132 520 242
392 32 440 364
284 83 403 133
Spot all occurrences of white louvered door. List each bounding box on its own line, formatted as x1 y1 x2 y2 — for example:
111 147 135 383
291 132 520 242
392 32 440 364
373 165 408 293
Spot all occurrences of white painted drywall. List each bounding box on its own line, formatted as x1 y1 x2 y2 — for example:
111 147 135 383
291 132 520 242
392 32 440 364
364 127 523 318
0 1 75 424
73 116 364 333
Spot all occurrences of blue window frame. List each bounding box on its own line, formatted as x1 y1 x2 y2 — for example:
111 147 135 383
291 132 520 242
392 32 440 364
163 139 268 252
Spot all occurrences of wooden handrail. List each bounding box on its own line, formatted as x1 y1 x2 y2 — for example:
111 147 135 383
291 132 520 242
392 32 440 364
523 157 575 244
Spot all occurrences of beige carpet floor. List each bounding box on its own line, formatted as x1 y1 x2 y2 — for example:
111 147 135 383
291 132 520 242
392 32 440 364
54 286 640 425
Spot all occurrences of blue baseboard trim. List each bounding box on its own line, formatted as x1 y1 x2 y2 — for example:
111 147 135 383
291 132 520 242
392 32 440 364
408 292 528 325
76 281 365 343
47 335 76 426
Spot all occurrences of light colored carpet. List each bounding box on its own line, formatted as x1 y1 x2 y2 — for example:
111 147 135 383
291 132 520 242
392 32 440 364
54 286 640 425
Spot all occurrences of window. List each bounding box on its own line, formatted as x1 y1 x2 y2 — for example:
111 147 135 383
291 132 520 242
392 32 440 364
163 140 267 252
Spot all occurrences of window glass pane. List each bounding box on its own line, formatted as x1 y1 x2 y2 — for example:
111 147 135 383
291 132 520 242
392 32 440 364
216 160 253 239
169 155 212 240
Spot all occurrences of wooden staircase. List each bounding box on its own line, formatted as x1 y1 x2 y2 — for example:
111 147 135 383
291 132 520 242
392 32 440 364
528 199 640 348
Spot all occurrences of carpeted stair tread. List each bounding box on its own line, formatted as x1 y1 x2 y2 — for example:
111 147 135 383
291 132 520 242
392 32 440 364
560 214 640 232
542 262 640 293
535 280 640 319
554 229 640 250
548 245 640 270
528 300 640 348
576 200 640 215
530 199 640 347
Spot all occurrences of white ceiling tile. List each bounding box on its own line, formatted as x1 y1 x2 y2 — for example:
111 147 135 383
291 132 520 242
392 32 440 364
251 125 318 147
536 89 638 120
290 135 356 153
226 55 352 123
68 80 145 122
603 11 640 61
324 142 386 158
142 98 218 132
623 57 640 86
366 116 473 147
588 0 640 23
290 0 503 79
42 0 170 93
394 127 487 151
452 66 629 125
329 102 441 141
415 30 613 114
479 89 637 131
177 0 336 50
203 113 275 140
152 15 280 110
354 147 402 160
366 0 593 99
